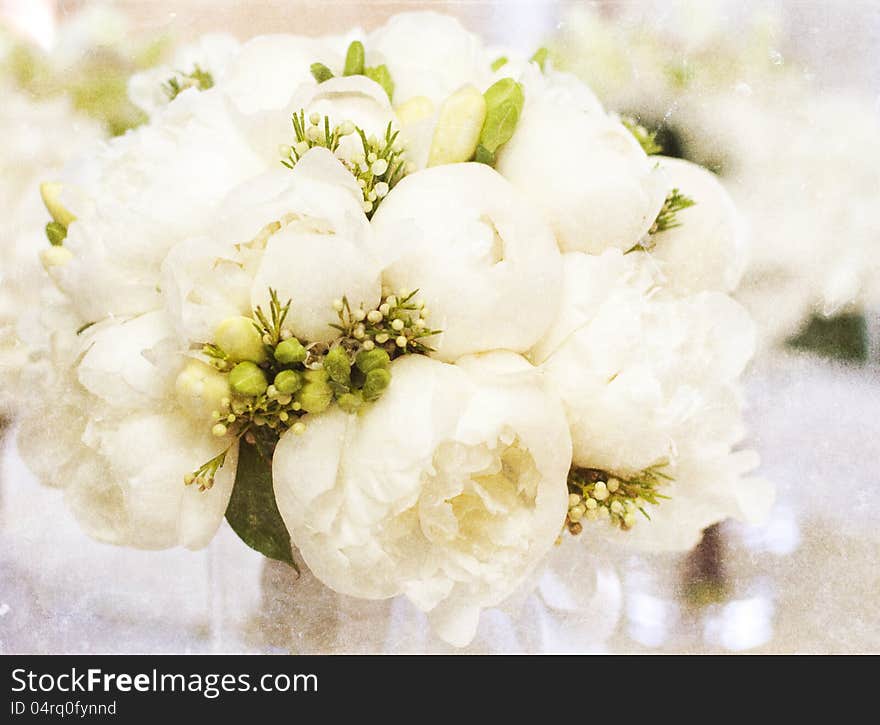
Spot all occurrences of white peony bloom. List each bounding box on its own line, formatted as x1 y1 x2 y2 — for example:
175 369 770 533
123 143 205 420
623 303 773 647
53 90 265 321
128 33 241 117
536 250 755 472
366 12 486 105
0 86 104 413
272 352 571 646
496 69 667 254
218 34 348 114
372 163 563 361
648 156 747 294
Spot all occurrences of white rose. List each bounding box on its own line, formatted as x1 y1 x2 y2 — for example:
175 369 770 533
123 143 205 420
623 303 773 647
649 156 747 294
367 12 486 105
372 163 563 361
272 352 571 646
496 71 667 253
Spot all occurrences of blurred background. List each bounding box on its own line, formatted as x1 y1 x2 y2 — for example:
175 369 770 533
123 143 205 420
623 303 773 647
1 0 878 653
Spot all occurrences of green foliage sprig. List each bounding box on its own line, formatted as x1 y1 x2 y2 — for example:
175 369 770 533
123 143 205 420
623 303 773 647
310 41 395 100
621 115 663 156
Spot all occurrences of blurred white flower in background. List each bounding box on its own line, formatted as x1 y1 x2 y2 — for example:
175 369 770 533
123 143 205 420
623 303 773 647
551 0 880 349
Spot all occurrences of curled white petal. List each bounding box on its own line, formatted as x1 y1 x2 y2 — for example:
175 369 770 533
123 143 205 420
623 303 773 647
372 163 562 361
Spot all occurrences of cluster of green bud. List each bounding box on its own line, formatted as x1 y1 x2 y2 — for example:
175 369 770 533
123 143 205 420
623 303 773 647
281 110 408 218
621 115 663 156
331 288 439 357
184 287 438 489
564 464 672 534
310 40 394 100
162 64 214 101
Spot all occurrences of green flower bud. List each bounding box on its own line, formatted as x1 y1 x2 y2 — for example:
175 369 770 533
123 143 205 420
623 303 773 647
324 345 351 386
491 56 508 71
296 380 333 414
175 359 231 419
343 40 365 77
215 316 267 363
364 64 394 100
355 348 390 374
362 367 391 401
274 369 303 394
303 368 329 383
428 85 487 167
229 361 268 397
45 221 67 246
310 62 334 83
337 391 364 413
274 337 307 364
39 182 77 227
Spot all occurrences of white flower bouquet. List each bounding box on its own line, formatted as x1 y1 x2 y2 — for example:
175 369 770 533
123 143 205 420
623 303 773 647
12 12 770 647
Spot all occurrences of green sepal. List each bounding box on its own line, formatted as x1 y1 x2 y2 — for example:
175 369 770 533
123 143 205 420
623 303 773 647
490 56 508 71
225 441 296 569
310 62 334 83
530 47 549 71
343 41 365 77
475 78 524 165
364 64 394 100
45 221 67 246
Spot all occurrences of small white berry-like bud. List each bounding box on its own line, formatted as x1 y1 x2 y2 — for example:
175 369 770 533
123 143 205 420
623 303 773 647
374 181 390 198
362 339 375 351
607 478 620 493
585 497 598 510
396 336 408 348
332 298 344 311
623 512 637 529
568 493 582 508
414 318 426 329
386 296 397 308
362 200 373 213
294 141 309 155
610 500 624 514
353 325 366 339
292 402 302 411
279 411 289 422
339 120 355 136
353 308 367 322
211 410 221 420
375 333 390 344
212 423 228 437
306 125 320 141
371 158 389 176
367 190 378 202
292 421 306 435
358 178 367 188
278 144 292 158
266 384 278 398
227 414 236 423
367 310 383 323
569 504 586 522
391 318 405 331
309 112 321 126
379 303 390 315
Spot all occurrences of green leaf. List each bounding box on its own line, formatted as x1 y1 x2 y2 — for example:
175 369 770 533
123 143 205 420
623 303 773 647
225 441 296 568
310 62 334 83
364 64 394 100
343 40 365 76
787 313 869 363
475 78 525 165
